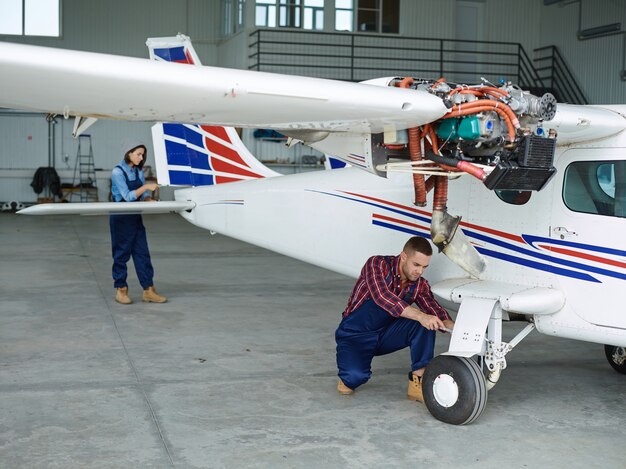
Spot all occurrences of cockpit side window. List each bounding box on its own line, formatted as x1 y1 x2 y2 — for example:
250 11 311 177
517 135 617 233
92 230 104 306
563 160 625 218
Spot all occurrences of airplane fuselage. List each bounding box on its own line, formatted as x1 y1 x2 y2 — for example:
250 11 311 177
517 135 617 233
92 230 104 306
174 133 626 347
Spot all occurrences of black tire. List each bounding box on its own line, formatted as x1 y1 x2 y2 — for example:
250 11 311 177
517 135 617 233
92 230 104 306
604 345 626 374
422 355 488 425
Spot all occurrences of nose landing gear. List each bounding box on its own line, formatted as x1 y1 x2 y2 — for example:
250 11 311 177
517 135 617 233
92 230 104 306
422 355 487 425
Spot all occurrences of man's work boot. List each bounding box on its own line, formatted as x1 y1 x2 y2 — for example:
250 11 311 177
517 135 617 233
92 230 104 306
115 287 132 305
337 379 353 395
407 371 424 403
143 286 167 303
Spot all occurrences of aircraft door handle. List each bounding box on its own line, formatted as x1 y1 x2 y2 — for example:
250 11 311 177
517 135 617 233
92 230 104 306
552 226 578 239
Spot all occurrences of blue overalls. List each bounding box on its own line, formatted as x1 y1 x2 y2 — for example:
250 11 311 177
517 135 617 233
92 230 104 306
335 277 436 391
109 165 154 290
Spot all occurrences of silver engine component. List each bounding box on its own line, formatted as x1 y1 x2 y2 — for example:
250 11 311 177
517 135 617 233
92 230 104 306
506 87 557 121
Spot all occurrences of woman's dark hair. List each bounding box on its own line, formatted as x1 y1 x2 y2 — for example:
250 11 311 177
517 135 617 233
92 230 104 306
123 145 147 169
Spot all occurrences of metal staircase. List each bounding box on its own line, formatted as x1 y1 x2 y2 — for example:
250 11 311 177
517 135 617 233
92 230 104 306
248 30 588 104
533 46 588 105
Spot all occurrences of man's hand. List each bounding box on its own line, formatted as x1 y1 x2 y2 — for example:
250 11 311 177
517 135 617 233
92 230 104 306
400 306 445 331
418 313 445 331
442 319 455 332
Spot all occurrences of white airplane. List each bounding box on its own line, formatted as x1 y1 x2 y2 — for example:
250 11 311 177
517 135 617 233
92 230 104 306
2 36 625 425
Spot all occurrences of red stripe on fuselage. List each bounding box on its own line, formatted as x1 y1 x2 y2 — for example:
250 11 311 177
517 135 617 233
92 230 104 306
342 191 525 244
460 220 525 244
538 244 626 269
373 213 430 232
341 192 432 217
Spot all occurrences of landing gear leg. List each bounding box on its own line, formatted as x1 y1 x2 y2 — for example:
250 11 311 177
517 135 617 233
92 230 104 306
422 296 536 424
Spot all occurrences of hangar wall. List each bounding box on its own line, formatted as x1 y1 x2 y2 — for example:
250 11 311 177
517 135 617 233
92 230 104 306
1 0 625 204
0 0 223 204
540 0 626 104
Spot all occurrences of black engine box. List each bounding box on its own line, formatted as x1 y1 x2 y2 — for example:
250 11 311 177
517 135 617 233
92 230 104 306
484 162 556 191
484 135 557 191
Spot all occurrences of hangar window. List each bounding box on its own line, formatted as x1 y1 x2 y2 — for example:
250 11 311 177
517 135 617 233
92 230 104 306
336 0 399 33
255 0 324 30
0 0 60 37
563 160 626 218
223 0 246 36
335 0 354 31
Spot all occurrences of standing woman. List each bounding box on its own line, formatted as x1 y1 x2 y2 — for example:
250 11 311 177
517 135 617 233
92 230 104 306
110 141 167 304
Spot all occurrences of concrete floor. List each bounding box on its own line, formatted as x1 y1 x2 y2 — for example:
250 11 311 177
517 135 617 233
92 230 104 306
0 212 624 469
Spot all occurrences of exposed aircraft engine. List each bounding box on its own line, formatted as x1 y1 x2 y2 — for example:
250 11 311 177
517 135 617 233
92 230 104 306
384 77 558 194
378 78 559 278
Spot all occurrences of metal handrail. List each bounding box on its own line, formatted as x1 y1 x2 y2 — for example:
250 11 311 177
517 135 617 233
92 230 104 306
249 29 546 90
534 45 588 104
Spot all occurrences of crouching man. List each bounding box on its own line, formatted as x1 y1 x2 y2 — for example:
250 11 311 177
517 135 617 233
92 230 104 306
335 236 454 401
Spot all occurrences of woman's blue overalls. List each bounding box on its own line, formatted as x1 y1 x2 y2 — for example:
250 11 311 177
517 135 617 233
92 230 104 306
109 165 154 290
335 265 436 390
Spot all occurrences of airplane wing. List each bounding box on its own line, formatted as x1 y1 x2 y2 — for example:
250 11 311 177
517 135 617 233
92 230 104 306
0 42 448 134
18 201 195 216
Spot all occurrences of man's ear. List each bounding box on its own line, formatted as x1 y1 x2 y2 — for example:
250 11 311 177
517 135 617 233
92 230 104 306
400 251 407 262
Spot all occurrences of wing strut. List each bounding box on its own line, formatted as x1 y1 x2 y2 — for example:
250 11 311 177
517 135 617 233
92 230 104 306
72 116 98 137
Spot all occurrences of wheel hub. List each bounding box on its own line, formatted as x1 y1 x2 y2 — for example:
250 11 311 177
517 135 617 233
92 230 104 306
612 347 626 366
432 374 459 408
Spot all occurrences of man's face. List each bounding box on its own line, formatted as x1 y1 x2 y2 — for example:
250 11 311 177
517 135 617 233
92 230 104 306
400 250 431 282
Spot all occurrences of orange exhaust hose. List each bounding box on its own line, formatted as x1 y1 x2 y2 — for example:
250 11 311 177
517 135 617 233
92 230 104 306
383 144 406 150
425 150 487 182
452 99 520 128
457 161 487 181
408 126 427 206
396 77 427 206
450 89 483 98
433 176 449 211
425 175 436 193
484 90 508 100
449 86 508 97
480 86 509 97
397 76 414 88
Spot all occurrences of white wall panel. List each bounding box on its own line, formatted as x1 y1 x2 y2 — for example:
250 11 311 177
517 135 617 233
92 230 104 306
0 113 153 203
539 0 626 104
401 0 456 38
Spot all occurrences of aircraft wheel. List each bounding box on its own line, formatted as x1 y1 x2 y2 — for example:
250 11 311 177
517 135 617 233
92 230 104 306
422 355 487 425
604 345 626 374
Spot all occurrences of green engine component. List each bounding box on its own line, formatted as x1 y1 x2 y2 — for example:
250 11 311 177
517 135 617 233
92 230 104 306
457 115 481 140
436 118 459 140
436 116 481 141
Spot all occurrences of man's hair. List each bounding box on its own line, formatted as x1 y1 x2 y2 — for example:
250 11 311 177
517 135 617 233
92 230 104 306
403 236 433 256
